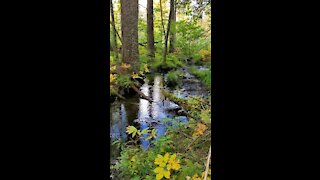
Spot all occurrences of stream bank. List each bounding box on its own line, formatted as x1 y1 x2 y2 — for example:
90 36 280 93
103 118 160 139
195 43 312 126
110 66 210 179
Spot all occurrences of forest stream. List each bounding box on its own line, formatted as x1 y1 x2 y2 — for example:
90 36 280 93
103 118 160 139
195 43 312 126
110 66 210 179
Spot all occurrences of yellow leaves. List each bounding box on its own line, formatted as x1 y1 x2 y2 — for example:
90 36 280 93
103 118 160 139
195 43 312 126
131 72 142 79
191 174 202 180
200 109 211 124
163 153 170 164
130 155 137 162
110 65 116 71
110 73 117 83
201 169 211 179
167 153 180 171
192 122 207 137
154 154 166 167
199 49 211 61
146 129 157 140
154 167 170 180
120 63 131 69
126 126 138 138
144 63 150 73
154 153 181 179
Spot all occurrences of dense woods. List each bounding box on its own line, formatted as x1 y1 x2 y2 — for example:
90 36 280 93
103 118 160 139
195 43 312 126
110 0 211 179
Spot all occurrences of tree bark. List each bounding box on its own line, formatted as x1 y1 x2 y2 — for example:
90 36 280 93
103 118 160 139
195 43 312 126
159 0 166 40
120 0 139 73
110 0 119 62
147 0 155 59
163 0 174 63
169 0 176 53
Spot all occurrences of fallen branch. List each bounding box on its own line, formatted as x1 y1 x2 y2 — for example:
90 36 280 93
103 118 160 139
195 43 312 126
131 84 153 102
204 146 211 180
185 136 200 152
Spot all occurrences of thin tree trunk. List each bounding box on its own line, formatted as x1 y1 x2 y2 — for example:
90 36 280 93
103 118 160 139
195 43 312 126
120 0 139 73
147 0 155 59
110 0 118 62
169 0 176 53
159 0 166 40
163 0 174 63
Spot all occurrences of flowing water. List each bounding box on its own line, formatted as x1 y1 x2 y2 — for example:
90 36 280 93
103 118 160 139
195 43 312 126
110 68 209 179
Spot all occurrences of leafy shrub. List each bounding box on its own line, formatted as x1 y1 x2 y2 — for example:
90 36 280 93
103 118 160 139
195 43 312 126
190 67 211 88
199 49 211 62
166 70 182 87
116 74 131 88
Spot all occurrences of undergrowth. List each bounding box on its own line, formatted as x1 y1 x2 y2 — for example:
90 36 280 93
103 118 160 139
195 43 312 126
190 67 211 89
112 94 212 180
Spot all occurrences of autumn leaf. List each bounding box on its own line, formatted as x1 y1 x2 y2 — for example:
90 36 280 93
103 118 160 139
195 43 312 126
110 65 116 71
154 154 166 167
131 72 142 79
167 153 181 171
110 74 117 83
192 123 207 137
120 63 131 69
154 167 170 180
144 64 150 73
191 174 201 180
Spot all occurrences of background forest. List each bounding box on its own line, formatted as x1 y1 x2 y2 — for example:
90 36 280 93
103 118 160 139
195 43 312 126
110 0 212 179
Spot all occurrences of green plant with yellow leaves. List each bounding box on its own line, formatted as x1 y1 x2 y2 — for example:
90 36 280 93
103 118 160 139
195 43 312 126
153 153 181 180
126 126 158 142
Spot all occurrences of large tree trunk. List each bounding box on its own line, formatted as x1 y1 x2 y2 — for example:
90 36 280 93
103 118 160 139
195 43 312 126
120 0 139 73
110 0 119 62
147 0 155 59
163 0 174 63
169 0 176 53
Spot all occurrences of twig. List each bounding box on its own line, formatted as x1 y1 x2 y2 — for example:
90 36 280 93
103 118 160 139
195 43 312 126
204 146 211 180
185 135 200 152
185 131 210 152
109 22 123 45
139 4 147 9
179 131 193 139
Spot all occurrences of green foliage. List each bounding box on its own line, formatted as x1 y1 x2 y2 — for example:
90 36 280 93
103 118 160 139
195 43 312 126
190 67 211 88
111 2 212 178
116 74 132 88
166 70 183 87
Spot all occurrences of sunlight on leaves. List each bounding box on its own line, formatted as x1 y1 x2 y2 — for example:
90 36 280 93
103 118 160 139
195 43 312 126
126 126 138 138
120 63 131 69
192 123 207 137
132 72 143 79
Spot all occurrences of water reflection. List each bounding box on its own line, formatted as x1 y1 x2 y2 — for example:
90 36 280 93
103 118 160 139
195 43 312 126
110 75 185 151
151 76 167 140
110 103 128 142
138 82 151 149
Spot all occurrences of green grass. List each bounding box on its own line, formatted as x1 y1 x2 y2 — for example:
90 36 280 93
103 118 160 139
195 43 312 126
190 67 211 88
166 70 182 87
